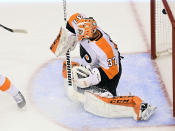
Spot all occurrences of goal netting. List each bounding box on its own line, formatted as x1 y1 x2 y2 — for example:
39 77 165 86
152 0 175 57
151 0 175 117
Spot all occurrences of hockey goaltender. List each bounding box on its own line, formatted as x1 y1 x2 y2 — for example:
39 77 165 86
50 13 157 121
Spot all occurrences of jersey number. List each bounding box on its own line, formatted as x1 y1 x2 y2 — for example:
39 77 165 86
73 15 82 24
107 57 117 67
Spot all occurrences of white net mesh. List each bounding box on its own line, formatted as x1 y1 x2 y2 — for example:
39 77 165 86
155 0 175 56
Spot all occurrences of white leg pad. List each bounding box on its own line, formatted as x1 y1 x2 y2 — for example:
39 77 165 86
84 91 137 119
64 79 85 103
64 79 137 119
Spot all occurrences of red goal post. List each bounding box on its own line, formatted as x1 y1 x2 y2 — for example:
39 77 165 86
151 0 175 117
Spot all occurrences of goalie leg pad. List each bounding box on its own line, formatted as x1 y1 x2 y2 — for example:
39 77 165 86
84 92 157 120
64 78 85 103
96 95 143 120
84 91 137 119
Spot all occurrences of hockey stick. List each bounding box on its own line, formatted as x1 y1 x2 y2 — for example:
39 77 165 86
63 0 73 87
0 24 27 33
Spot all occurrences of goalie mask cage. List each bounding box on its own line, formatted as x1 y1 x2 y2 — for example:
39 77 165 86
151 0 175 116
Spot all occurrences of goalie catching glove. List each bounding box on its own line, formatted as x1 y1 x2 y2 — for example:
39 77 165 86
72 65 101 88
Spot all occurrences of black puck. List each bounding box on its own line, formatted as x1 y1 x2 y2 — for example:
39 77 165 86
162 9 167 14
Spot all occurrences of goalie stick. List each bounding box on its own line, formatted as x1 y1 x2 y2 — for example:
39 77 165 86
62 0 73 87
0 24 27 34
50 0 72 86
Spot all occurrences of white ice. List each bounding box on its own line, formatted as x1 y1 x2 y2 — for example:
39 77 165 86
0 1 174 131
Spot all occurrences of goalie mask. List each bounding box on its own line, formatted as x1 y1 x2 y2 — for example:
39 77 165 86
76 17 97 41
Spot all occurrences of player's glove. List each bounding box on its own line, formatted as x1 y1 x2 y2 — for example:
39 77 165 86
72 65 101 88
50 27 78 57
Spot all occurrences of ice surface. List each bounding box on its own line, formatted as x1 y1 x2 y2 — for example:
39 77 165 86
0 1 174 131
29 53 175 130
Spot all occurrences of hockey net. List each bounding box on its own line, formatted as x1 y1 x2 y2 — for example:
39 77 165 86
151 0 175 116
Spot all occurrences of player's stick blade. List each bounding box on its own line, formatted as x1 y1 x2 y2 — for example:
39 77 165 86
13 29 28 34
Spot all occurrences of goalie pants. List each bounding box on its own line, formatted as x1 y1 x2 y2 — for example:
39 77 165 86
97 56 122 96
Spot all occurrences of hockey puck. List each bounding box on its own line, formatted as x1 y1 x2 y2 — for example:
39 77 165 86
162 9 167 14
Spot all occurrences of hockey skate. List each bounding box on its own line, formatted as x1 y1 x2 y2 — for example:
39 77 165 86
13 91 26 108
139 103 157 120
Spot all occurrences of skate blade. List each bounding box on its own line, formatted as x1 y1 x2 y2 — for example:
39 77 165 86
142 106 157 120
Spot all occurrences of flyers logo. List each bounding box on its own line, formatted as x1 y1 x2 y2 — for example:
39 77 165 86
84 53 91 63
80 45 92 63
85 54 90 61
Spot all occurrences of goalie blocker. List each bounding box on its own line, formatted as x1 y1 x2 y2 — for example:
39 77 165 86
50 27 78 57
62 61 157 121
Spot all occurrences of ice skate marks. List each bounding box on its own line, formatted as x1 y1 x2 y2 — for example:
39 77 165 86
29 53 175 130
